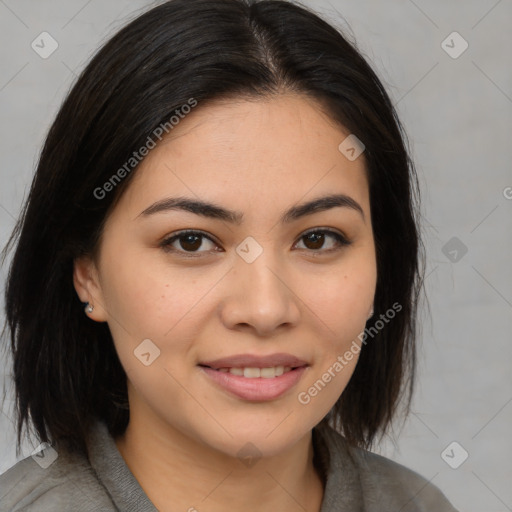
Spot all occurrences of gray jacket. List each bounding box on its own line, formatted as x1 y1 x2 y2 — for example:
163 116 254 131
0 419 459 511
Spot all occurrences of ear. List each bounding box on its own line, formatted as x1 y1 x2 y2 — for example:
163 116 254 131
73 256 108 322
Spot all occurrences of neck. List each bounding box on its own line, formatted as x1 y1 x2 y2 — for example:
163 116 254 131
115 408 325 512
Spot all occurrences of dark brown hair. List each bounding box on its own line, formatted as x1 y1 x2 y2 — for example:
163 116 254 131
1 0 424 458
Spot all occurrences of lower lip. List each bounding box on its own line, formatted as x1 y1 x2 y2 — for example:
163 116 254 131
200 366 308 401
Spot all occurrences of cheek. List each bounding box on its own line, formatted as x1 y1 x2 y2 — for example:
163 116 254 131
301 256 376 339
99 244 217 339
295 252 376 404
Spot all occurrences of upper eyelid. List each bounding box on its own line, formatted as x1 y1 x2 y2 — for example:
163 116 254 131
163 229 218 246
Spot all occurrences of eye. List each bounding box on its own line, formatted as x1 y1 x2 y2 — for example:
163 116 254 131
160 228 351 258
160 230 219 257
294 228 351 255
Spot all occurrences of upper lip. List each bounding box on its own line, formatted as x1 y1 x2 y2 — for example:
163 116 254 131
199 353 308 370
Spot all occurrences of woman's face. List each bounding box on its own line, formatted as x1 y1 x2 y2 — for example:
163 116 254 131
75 94 377 458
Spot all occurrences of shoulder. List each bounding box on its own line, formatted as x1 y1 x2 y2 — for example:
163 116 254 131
348 446 459 511
319 425 459 512
0 443 116 512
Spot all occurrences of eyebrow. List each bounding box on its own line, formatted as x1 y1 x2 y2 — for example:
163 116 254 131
137 193 365 224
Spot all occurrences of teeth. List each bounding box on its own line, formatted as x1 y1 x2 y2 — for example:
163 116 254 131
216 365 292 378
260 367 275 378
244 367 261 378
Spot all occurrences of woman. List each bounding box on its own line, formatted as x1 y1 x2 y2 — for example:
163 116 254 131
0 0 459 510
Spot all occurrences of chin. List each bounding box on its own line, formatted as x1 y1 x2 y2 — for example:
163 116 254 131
213 432 306 461
198 412 319 461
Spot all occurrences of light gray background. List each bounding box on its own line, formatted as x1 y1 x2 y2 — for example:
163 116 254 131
0 1 511 511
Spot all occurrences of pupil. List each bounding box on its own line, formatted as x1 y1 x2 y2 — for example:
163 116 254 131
182 234 201 251
306 233 324 250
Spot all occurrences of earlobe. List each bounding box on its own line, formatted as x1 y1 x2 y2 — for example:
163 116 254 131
73 256 108 322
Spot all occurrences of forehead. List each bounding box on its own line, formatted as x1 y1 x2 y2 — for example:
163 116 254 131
114 94 369 219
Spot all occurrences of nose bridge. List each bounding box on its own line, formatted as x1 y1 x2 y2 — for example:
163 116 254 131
235 235 287 304
222 235 300 333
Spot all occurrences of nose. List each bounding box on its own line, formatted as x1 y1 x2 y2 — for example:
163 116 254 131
219 247 301 337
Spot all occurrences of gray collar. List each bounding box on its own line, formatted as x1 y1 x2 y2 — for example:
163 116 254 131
87 420 158 511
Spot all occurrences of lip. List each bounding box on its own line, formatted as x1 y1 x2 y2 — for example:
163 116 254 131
199 353 308 370
198 352 309 401
200 366 308 401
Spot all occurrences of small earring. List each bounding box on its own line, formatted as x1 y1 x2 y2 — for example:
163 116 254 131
85 303 94 314
367 306 374 319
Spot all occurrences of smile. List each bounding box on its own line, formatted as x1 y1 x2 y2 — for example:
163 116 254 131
199 364 308 401
214 366 293 378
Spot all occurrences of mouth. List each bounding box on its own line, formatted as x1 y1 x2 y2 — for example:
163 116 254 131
198 365 303 378
199 353 308 370
198 353 309 401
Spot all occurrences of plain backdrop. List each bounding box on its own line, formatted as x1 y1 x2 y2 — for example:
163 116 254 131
0 1 511 511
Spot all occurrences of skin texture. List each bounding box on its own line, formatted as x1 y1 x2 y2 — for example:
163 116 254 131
73 94 377 512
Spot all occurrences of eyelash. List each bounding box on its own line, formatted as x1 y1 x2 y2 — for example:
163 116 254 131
159 228 352 258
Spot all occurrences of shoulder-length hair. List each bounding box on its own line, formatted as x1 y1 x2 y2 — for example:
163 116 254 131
1 0 424 458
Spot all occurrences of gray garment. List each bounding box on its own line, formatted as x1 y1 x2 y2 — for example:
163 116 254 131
0 419 459 511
